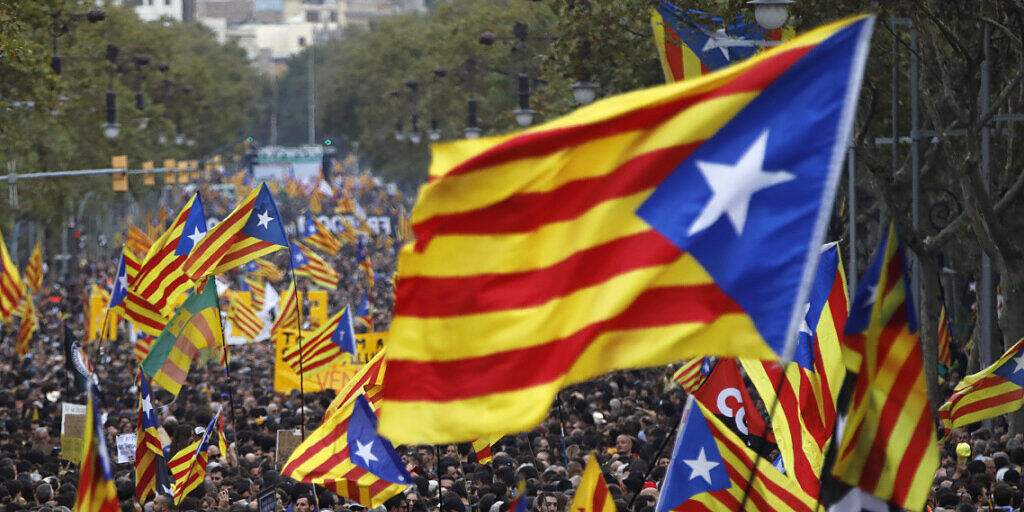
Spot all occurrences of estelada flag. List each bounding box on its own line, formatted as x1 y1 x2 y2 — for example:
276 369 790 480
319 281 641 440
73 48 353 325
380 16 875 443
940 336 1024 432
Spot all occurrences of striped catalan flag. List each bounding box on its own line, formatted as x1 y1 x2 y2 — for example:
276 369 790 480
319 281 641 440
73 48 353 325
75 387 120 512
656 398 817 512
183 184 289 288
24 241 42 293
120 245 172 338
228 298 263 343
253 259 285 282
354 291 371 330
16 298 37 358
270 282 300 337
168 411 219 505
292 242 340 290
651 2 787 83
132 193 206 321
134 333 157 364
937 306 952 367
380 16 874 443
282 393 411 508
244 276 266 310
741 242 847 498
0 228 26 324
471 434 503 465
135 374 173 502
830 222 938 511
282 307 357 376
301 212 343 255
673 358 713 394
939 336 1024 432
127 225 154 259
570 457 616 512
357 238 374 290
337 215 360 244
141 283 223 396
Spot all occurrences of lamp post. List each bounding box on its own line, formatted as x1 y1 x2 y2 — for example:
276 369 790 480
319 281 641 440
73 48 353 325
746 0 794 30
465 99 482 139
514 74 537 127
102 90 120 139
570 41 598 106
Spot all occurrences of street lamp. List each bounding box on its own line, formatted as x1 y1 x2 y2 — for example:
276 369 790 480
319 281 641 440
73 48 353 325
747 0 794 30
513 74 536 127
465 99 482 139
102 90 120 139
409 114 422 144
394 122 405 141
427 119 442 141
571 80 599 106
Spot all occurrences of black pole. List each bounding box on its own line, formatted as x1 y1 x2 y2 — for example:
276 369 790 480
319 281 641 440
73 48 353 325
287 258 307 440
553 393 570 468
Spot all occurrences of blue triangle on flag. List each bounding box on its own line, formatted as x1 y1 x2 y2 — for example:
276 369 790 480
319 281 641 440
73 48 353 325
175 193 208 255
347 395 412 485
239 184 289 246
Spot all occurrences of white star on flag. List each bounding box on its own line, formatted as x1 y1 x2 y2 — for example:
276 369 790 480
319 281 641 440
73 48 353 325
688 130 795 236
799 302 813 336
187 226 207 246
683 447 720 484
354 439 379 464
256 210 274 229
1011 353 1024 374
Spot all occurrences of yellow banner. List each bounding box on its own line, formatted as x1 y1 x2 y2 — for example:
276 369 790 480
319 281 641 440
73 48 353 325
273 330 386 393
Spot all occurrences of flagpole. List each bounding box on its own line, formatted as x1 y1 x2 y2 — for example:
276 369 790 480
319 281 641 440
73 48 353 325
288 251 307 440
553 392 570 468
213 296 240 448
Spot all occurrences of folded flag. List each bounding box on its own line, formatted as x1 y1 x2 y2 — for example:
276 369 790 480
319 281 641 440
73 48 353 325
741 242 847 498
292 242 340 290
939 336 1024 432
937 306 952 368
381 15 874 443
108 246 131 313
829 222 938 511
228 298 263 343
183 183 289 288
0 227 26 323
141 283 223 396
673 358 714 394
270 282 299 337
650 2 786 83
282 306 357 377
472 435 504 465
136 373 173 502
355 291 371 330
655 397 816 512
282 394 411 508
75 387 120 512
168 411 219 504
301 212 342 255
570 456 615 512
24 241 43 293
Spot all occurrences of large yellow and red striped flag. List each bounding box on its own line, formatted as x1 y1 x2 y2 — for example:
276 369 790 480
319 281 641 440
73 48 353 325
570 457 616 512
75 388 120 512
0 228 26 323
830 222 938 511
937 306 952 367
141 283 223 396
380 16 874 443
939 337 1024 432
183 184 289 288
741 242 847 498
24 241 43 293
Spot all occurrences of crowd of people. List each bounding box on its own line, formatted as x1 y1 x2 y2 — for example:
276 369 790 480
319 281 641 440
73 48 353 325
0 174 1019 512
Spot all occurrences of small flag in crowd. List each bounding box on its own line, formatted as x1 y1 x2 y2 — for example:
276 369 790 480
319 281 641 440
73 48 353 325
301 212 342 254
135 374 173 502
937 306 952 368
656 398 816 512
381 16 874 443
127 225 154 258
291 242 340 290
168 411 220 504
270 282 299 337
141 283 223 396
134 332 157 364
16 298 37 358
252 259 285 282
673 358 714 395
183 183 289 288
358 238 374 290
939 336 1024 432
74 387 120 512
691 359 773 444
227 299 263 343
355 291 371 330
282 393 411 508
24 241 43 293
829 222 938 511
0 227 26 323
326 348 387 417
282 306 357 377
472 435 504 465
243 276 265 310
570 457 615 512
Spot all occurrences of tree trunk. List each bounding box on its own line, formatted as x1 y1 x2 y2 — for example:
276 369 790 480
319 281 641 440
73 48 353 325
998 264 1024 433
918 251 943 416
